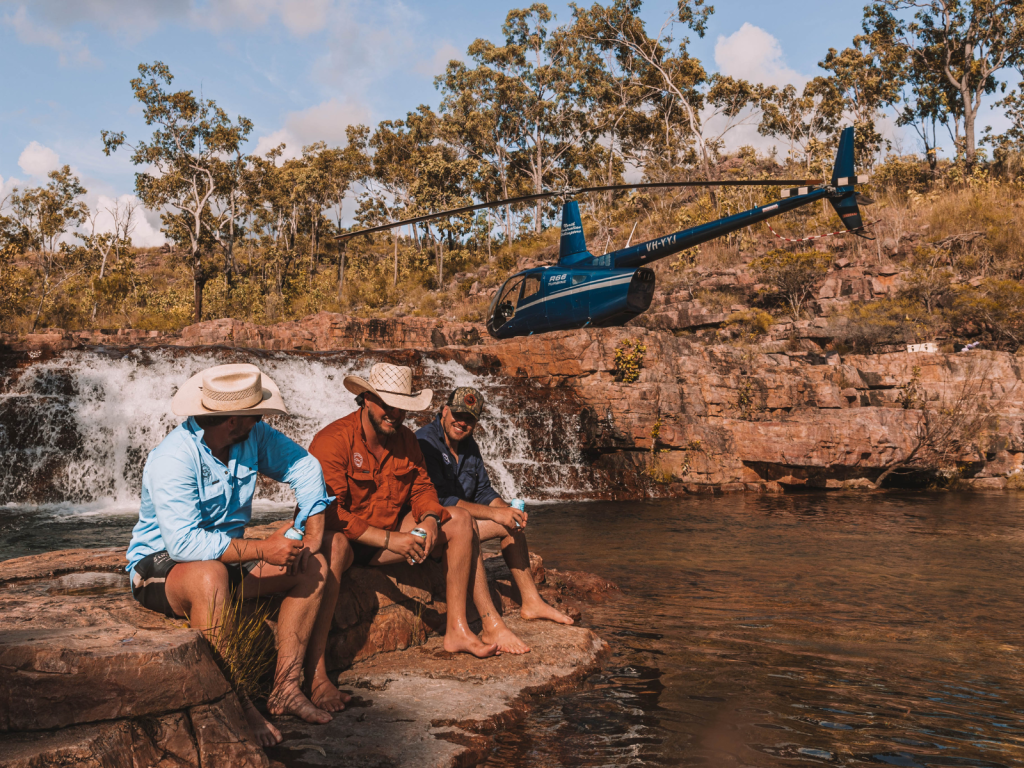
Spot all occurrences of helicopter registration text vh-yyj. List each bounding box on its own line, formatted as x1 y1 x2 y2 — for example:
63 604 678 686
336 127 870 339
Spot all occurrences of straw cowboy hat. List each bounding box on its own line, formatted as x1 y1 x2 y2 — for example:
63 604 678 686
172 363 289 417
343 363 433 412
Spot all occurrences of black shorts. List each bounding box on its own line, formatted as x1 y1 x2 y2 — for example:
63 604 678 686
130 550 255 619
350 541 382 566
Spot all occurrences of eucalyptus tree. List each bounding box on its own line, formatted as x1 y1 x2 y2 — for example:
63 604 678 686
102 61 254 322
863 0 1024 167
758 79 843 172
8 166 90 330
459 4 596 234
819 39 903 166
568 0 759 192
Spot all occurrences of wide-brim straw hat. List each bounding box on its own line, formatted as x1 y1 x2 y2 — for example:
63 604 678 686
172 363 288 417
343 362 433 412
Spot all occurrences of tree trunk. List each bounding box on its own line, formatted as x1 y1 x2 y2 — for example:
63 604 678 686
337 244 347 301
963 105 977 168
393 235 399 288
193 247 203 323
437 236 444 289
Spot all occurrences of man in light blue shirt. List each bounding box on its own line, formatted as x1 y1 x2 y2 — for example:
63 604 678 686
126 363 346 748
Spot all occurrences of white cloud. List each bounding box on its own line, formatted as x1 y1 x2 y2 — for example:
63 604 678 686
415 41 463 78
254 97 372 160
0 174 24 203
1 5 96 65
254 129 298 161
18 141 61 178
90 194 167 248
715 23 807 89
285 98 371 145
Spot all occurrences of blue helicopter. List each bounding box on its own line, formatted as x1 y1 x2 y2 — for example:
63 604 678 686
337 127 870 339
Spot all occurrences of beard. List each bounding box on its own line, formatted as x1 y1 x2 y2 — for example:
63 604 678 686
368 406 404 436
444 421 471 443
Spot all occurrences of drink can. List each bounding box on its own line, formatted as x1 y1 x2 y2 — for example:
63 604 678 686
409 527 427 564
511 499 525 528
283 527 304 541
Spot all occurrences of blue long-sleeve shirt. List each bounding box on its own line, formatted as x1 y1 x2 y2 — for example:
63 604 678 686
415 415 502 507
126 417 332 574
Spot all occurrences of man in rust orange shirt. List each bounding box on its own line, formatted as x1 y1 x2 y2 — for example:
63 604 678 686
306 363 503 658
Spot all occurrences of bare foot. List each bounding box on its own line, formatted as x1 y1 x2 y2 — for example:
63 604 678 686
308 675 352 713
267 684 332 724
521 600 574 625
481 623 531 654
240 696 283 748
443 628 499 658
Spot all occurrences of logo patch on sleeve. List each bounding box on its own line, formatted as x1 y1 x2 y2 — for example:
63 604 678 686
353 452 364 468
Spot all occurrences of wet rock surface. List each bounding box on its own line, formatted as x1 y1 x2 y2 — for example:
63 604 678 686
266 619 608 768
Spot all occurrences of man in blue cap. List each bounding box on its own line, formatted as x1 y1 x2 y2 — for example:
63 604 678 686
417 386 573 654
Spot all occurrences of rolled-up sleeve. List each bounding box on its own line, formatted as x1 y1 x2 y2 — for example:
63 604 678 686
256 424 333 531
148 454 232 562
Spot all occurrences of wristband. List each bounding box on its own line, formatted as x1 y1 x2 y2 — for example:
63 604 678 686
384 530 391 551
422 514 442 525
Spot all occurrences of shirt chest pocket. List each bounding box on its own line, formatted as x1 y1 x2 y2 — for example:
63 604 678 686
197 476 227 507
390 466 418 505
347 471 377 508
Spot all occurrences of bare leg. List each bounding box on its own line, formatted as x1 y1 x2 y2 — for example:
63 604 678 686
303 531 353 712
431 509 499 657
244 554 332 725
469 518 530 654
164 560 283 747
365 512 497 658
478 519 573 625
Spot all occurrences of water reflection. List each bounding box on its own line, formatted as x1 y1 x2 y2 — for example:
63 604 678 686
487 493 1024 767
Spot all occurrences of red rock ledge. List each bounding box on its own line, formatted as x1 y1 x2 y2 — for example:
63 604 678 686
0 529 614 768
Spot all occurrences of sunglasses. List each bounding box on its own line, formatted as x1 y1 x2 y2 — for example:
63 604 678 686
448 410 477 426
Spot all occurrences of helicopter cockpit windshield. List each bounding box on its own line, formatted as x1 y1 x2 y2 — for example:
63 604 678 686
493 276 524 327
487 273 545 336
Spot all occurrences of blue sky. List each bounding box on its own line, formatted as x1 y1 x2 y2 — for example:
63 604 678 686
0 1 1013 244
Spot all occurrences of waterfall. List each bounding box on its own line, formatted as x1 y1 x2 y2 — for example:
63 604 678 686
0 348 588 515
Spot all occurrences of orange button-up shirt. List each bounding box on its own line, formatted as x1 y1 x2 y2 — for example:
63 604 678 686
308 410 450 540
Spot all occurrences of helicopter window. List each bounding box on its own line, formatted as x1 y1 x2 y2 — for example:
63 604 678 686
571 275 587 285
519 276 541 304
494 277 524 325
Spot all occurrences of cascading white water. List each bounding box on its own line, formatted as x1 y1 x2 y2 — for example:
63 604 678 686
0 349 586 515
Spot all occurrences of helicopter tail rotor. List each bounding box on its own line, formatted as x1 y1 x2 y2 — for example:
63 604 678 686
828 126 870 233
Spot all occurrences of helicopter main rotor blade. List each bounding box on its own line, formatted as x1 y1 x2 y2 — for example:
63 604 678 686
334 178 824 242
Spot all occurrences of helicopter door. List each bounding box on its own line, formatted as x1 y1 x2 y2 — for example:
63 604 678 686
570 274 588 317
512 275 547 331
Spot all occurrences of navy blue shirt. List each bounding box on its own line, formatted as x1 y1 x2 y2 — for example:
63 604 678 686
416 414 501 507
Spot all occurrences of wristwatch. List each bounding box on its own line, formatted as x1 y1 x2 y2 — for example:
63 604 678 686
422 513 442 525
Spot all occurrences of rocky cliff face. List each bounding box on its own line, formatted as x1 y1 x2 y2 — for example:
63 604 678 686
3 313 1021 497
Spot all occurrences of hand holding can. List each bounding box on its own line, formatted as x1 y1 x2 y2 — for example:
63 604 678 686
511 499 525 529
409 527 428 564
